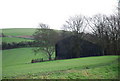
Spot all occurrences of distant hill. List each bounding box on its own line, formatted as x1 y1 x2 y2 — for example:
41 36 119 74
2 28 63 36
2 28 36 36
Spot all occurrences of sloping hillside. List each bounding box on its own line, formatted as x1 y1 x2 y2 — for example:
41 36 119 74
2 28 119 79
2 28 36 36
2 48 119 79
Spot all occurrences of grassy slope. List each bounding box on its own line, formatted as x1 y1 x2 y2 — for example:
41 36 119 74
2 48 119 79
2 28 36 36
2 28 61 36
3 48 52 67
2 37 33 43
1 28 34 43
1 28 119 79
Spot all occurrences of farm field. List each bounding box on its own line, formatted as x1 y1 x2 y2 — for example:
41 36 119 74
2 28 36 36
2 37 33 43
2 28 119 79
2 48 119 79
2 48 53 67
1 28 61 36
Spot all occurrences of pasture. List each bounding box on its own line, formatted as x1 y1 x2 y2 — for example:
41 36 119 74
2 48 119 79
2 28 36 36
1 28 119 79
2 37 33 43
2 28 61 36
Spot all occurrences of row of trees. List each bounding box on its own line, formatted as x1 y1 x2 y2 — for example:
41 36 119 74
87 14 120 55
2 14 119 60
33 13 120 60
63 14 120 55
2 41 39 50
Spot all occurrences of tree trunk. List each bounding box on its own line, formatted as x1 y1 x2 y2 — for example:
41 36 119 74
47 50 52 61
49 56 52 60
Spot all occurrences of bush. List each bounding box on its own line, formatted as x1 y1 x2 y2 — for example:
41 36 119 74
31 58 43 63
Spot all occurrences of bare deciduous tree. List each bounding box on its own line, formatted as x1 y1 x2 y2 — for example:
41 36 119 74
105 14 120 55
62 15 87 57
63 15 87 37
87 14 120 55
33 23 59 60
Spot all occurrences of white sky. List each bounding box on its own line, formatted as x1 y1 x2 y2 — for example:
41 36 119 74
0 0 118 29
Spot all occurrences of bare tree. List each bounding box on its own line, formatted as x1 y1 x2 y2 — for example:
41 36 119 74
87 14 120 55
105 14 120 55
33 23 59 60
86 14 107 55
63 15 87 37
62 15 87 57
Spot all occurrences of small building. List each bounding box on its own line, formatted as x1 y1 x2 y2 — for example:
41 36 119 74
55 36 103 59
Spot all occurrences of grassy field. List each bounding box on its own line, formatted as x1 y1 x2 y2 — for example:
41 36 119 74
2 28 36 36
2 28 119 79
2 48 119 79
2 28 61 36
2 48 53 67
2 37 33 43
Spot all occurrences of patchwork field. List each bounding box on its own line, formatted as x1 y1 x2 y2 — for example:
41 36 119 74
2 48 119 79
1 28 34 44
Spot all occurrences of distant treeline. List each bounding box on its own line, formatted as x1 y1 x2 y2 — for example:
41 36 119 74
1 30 120 55
1 41 38 50
1 14 120 56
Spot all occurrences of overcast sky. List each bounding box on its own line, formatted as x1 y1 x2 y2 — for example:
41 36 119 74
0 0 118 29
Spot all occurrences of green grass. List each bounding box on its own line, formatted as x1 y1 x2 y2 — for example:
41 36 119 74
2 28 36 36
2 48 119 79
1 28 62 36
40 63 119 79
3 48 51 67
2 37 33 43
1 28 119 79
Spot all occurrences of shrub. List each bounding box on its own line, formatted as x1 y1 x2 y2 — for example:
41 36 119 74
31 58 43 63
